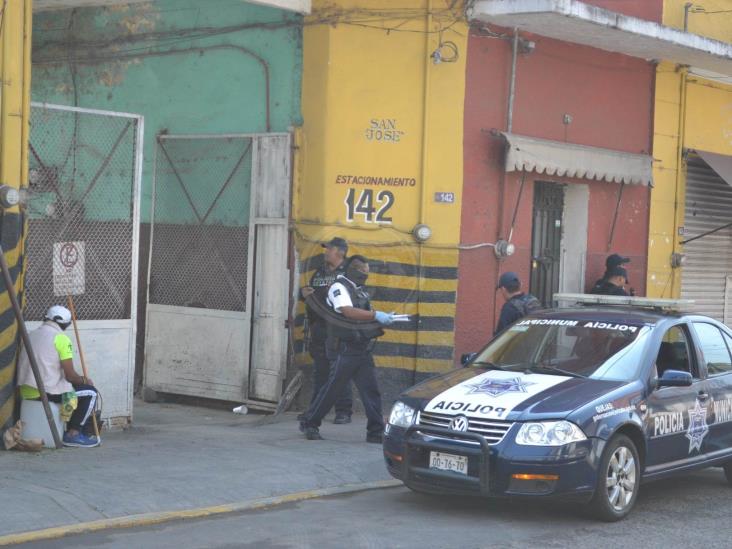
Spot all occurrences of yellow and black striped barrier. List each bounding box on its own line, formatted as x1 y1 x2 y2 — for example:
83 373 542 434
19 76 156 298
0 0 32 434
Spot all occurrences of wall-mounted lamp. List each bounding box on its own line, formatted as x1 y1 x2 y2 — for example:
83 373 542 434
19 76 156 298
430 41 459 65
412 223 432 243
518 39 535 55
671 252 687 269
494 239 516 258
0 185 20 209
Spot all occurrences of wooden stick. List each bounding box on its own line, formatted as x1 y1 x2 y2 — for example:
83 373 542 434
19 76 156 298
66 295 100 439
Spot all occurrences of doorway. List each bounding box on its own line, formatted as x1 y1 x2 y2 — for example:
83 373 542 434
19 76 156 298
143 133 291 406
530 182 564 306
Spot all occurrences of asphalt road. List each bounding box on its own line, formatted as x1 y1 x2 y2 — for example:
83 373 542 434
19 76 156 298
19 468 732 549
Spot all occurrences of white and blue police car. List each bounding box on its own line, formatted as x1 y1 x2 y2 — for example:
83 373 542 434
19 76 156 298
383 294 732 521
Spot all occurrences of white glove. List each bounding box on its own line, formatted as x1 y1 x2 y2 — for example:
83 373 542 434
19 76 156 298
374 311 395 325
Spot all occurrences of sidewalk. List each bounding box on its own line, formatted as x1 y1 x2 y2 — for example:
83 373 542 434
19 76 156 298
0 400 392 537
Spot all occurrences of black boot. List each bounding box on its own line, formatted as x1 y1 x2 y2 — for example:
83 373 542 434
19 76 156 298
305 427 323 440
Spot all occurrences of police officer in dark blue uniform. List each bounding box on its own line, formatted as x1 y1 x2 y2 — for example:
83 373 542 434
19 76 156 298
299 237 353 424
299 255 395 442
590 253 633 296
495 271 541 335
590 266 630 296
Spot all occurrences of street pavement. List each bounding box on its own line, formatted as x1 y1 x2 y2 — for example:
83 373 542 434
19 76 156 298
17 468 732 548
0 400 390 538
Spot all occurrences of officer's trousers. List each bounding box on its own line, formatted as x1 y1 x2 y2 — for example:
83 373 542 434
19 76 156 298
302 346 384 436
309 340 352 416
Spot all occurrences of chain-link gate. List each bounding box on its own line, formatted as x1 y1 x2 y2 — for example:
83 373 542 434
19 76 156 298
148 136 253 311
27 103 143 424
144 133 290 405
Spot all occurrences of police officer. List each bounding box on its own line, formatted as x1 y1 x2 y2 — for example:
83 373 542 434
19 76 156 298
589 265 629 296
590 253 631 294
495 272 541 335
300 237 353 424
299 255 395 442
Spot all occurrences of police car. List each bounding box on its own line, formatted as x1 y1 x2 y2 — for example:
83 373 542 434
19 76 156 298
383 294 732 521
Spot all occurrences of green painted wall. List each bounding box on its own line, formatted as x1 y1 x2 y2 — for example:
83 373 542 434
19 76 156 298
32 0 302 223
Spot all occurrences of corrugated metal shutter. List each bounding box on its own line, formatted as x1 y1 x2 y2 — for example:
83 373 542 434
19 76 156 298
681 155 732 322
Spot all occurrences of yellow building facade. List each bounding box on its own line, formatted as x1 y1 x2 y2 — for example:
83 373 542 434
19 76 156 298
296 1 468 393
648 0 732 299
0 0 32 431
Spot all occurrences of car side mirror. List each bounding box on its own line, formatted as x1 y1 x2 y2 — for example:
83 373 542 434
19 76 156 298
657 369 693 388
460 353 477 367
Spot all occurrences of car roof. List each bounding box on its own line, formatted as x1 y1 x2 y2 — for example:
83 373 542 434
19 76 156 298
528 306 685 325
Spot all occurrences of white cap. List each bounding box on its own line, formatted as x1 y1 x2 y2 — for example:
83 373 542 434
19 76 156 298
45 305 72 325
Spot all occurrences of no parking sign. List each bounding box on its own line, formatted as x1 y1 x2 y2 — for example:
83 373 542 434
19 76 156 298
53 241 85 296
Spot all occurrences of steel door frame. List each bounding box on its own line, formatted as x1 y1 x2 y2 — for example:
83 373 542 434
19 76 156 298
145 132 289 407
530 181 564 306
29 102 144 424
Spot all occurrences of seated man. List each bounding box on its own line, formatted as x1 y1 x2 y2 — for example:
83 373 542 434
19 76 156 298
17 305 100 448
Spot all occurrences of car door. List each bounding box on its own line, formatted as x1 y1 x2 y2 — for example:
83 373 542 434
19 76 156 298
690 321 732 457
645 323 711 469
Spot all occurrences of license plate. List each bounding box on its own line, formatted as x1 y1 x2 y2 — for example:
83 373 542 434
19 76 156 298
429 451 468 475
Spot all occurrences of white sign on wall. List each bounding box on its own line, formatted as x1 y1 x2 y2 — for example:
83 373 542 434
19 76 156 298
53 241 85 296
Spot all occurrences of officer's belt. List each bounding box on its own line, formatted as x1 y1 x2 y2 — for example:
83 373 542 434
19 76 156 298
304 294 383 331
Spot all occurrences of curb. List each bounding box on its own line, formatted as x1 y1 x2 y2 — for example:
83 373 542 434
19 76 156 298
0 479 402 546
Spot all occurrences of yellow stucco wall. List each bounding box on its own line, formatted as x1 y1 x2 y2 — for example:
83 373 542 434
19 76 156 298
0 0 32 430
648 62 684 298
296 1 468 375
665 0 732 40
648 1 732 298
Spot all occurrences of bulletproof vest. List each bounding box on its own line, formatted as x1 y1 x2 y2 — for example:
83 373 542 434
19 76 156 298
328 280 384 343
509 294 542 316
590 280 628 297
306 263 346 325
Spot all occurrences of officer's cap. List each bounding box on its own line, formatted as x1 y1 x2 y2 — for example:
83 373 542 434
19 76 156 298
497 271 520 290
321 237 348 253
606 253 630 270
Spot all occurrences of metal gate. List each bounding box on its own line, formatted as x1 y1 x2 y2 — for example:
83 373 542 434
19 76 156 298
26 103 143 424
530 181 564 306
681 155 732 321
144 133 290 405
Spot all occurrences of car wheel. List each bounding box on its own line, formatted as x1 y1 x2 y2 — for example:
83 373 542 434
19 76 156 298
589 434 640 522
723 461 732 484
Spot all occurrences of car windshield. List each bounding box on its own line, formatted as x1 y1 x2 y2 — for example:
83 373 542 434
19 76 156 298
471 318 652 381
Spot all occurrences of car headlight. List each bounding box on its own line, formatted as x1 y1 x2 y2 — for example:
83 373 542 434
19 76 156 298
388 401 416 428
515 421 586 446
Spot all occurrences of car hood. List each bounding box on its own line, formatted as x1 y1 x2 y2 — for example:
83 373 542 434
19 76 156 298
403 368 626 421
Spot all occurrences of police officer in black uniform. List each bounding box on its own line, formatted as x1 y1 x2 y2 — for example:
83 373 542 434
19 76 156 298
590 253 632 295
495 272 542 335
299 255 395 442
300 237 353 424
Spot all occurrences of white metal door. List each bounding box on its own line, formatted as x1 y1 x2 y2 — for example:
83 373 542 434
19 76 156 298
144 133 290 404
249 135 290 401
26 103 143 425
558 183 588 294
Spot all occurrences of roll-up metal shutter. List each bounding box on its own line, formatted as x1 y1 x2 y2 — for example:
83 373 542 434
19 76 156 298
681 155 732 323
